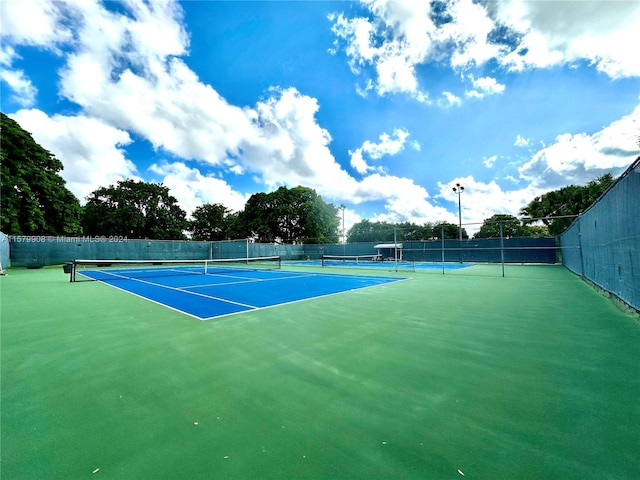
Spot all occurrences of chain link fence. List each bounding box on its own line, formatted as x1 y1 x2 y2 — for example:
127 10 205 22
560 156 640 311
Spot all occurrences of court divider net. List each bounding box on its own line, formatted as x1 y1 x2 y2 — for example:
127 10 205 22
321 254 382 267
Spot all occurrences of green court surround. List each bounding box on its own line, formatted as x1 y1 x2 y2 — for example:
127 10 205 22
1 264 638 479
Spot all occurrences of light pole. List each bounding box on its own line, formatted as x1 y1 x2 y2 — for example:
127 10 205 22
453 183 464 263
452 183 464 242
340 204 346 254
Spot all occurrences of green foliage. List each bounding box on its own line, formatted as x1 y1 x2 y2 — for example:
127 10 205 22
347 220 466 243
190 203 236 241
240 186 339 243
82 179 188 239
431 221 468 240
473 214 534 239
0 112 82 235
347 220 395 243
520 174 615 235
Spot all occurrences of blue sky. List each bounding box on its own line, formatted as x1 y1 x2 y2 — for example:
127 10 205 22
2 0 639 235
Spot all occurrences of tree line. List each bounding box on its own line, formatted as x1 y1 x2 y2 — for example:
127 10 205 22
0 113 338 243
1 112 617 243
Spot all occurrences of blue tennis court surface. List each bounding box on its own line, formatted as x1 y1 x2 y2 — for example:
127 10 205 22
79 268 406 320
290 260 472 270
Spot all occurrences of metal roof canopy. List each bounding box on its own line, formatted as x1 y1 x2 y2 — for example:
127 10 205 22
374 243 403 249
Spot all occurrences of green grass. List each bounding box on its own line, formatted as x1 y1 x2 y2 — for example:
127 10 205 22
1 265 639 479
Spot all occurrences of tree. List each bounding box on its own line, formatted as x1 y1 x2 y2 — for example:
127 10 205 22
432 221 468 240
347 220 467 243
0 112 82 235
520 174 615 235
190 203 236 241
240 186 339 243
394 222 434 241
473 214 532 239
82 179 188 239
347 220 396 243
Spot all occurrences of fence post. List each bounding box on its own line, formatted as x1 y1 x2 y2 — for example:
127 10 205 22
577 214 585 278
500 223 505 278
441 225 445 274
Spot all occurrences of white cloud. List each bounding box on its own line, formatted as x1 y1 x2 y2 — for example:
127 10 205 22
240 87 355 197
465 75 505 98
1 0 449 224
9 109 138 202
437 176 541 234
483 155 498 168
519 102 640 189
53 2 253 166
425 100 640 232
439 91 462 107
0 0 74 47
349 149 371 175
331 0 640 102
5 0 635 235
364 128 410 159
0 68 37 107
149 161 249 216
357 173 453 224
330 1 435 99
440 0 503 69
514 134 531 147
493 0 640 78
349 128 412 174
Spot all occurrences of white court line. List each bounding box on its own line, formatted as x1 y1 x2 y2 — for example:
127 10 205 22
86 268 408 321
200 276 410 321
88 272 260 310
183 272 319 289
90 281 209 321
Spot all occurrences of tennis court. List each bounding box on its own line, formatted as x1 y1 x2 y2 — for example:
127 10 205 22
294 257 473 272
70 258 407 320
2 263 639 479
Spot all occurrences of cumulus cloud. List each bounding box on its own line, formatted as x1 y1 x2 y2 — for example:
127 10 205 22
439 91 462 107
0 0 73 47
4 0 635 232
238 87 360 200
0 68 37 107
514 134 531 147
465 75 505 98
357 173 453 224
330 0 435 99
483 155 498 168
519 103 640 189
149 161 249 215
330 0 640 101
349 128 415 174
493 0 640 78
2 0 441 222
9 109 137 202
436 176 542 235
434 105 640 229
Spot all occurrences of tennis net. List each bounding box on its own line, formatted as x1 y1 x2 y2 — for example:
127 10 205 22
70 256 281 282
321 254 382 267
